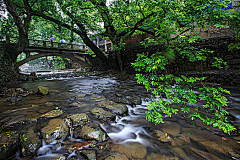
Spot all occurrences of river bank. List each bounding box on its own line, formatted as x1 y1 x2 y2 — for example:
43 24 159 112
0 71 239 159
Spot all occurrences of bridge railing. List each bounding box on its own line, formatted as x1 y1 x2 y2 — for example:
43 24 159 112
28 39 87 51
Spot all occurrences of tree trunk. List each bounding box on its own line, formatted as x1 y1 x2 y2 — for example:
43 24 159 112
4 0 30 63
115 37 123 71
80 32 109 64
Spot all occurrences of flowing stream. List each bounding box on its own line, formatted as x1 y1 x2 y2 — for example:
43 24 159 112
0 71 240 160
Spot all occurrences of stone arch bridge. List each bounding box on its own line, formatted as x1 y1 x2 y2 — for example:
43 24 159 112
14 39 92 69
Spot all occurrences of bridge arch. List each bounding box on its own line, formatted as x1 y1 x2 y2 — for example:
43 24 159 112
16 52 92 69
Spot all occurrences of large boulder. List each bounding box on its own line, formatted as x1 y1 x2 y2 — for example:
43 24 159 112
41 119 69 144
73 123 109 141
20 129 41 157
98 100 128 115
90 108 115 121
68 113 89 127
0 131 19 160
37 86 49 95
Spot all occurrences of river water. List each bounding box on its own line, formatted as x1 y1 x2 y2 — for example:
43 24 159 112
0 71 240 160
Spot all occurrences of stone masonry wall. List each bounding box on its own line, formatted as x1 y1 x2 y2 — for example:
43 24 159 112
169 37 240 86
122 37 240 86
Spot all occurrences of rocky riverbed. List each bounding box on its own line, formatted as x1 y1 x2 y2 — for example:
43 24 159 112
0 71 240 160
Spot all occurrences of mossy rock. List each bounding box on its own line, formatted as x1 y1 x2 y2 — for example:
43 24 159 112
90 108 115 121
68 113 89 127
73 123 109 141
20 129 41 157
37 86 49 95
0 131 20 160
98 100 128 115
41 119 69 144
41 109 63 118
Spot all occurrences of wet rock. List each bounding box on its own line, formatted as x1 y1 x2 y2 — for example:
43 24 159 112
171 135 190 147
105 152 128 160
160 121 181 136
75 94 87 99
7 97 22 103
68 113 89 127
199 141 240 158
109 95 141 105
98 100 128 115
89 96 105 101
71 102 82 107
111 142 147 159
41 109 64 118
79 149 96 160
0 131 20 160
73 123 109 141
146 152 180 160
20 129 41 157
155 130 172 142
182 128 240 158
42 119 69 144
37 86 49 95
90 108 115 121
189 147 222 160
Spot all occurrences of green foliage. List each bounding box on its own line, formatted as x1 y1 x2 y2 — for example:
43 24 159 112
17 53 26 62
133 51 235 134
86 49 96 57
0 14 18 38
132 0 237 134
212 57 227 69
227 8 240 51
